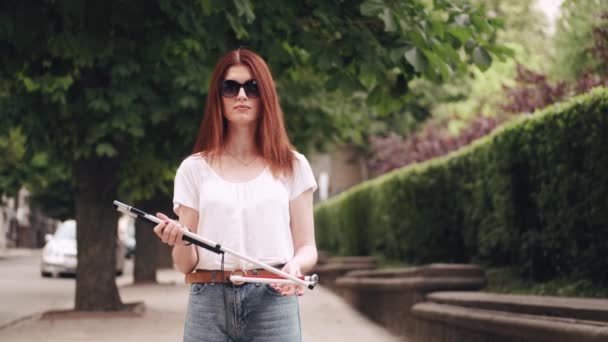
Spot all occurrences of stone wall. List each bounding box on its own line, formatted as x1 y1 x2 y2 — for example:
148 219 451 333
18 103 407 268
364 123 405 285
411 292 608 342
334 264 486 338
312 255 377 292
330 262 608 342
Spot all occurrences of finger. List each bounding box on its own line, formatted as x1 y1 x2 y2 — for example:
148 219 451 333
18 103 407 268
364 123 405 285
156 212 170 221
161 222 175 244
168 226 180 245
280 284 297 296
153 222 166 238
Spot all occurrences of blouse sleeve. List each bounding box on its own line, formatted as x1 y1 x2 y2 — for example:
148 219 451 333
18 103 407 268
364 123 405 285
289 152 318 201
173 158 200 215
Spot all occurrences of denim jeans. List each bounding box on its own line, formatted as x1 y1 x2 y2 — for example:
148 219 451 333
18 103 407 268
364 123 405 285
183 282 301 342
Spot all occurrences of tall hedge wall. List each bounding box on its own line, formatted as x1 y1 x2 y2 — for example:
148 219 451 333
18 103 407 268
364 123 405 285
314 87 608 283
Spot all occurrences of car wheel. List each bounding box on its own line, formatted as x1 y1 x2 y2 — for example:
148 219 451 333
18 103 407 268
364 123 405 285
41 271 52 278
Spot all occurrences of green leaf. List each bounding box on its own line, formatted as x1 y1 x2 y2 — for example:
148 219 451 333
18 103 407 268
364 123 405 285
88 97 111 112
405 47 428 72
446 26 471 44
360 0 384 17
471 14 492 34
390 47 409 64
423 49 451 81
484 44 515 59
454 13 470 27
366 86 384 106
325 76 340 92
95 143 117 157
472 46 492 71
226 13 248 39
433 43 460 63
233 0 255 23
31 153 49 167
382 9 396 32
201 0 213 15
22 76 39 92
0 127 26 165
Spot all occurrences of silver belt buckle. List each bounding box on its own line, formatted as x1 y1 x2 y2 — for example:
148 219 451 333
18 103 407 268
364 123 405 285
230 269 247 286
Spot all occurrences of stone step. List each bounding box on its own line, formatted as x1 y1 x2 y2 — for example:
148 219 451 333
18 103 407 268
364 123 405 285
336 276 486 292
326 256 377 265
412 302 608 342
427 291 608 323
346 264 484 279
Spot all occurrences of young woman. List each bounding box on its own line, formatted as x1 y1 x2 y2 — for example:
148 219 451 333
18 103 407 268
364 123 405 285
153 48 318 342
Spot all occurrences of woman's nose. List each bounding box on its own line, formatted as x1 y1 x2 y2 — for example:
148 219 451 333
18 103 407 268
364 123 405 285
237 86 247 99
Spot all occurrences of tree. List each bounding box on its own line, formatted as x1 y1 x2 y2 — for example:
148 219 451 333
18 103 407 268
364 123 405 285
0 127 26 196
1 0 507 311
430 0 550 126
552 0 608 81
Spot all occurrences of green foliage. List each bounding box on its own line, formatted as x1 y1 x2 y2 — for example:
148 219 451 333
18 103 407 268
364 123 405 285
0 126 71 215
481 0 550 58
0 127 26 195
263 0 511 150
0 0 509 211
552 0 608 81
485 267 608 298
315 88 608 285
429 0 551 128
0 0 510 310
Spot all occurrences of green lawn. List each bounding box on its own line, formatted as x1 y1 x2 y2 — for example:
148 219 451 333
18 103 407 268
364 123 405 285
484 267 608 299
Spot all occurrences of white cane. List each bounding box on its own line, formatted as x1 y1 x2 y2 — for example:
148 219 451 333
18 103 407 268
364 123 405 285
113 200 319 290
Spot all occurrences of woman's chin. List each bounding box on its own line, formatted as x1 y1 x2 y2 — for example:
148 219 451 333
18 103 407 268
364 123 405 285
227 116 258 127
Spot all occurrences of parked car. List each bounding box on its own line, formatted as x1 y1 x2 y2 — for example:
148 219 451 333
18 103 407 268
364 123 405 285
41 220 126 277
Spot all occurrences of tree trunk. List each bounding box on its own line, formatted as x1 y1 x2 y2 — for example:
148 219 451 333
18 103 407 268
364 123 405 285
158 242 174 269
75 156 123 311
134 215 159 283
133 194 172 283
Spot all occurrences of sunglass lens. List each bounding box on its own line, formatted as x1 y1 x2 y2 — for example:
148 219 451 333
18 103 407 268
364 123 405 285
222 81 240 98
244 80 259 98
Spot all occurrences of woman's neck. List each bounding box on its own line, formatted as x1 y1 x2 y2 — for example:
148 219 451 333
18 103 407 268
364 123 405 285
224 124 258 158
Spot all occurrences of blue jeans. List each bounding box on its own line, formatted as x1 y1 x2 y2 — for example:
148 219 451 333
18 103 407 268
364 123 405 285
183 282 301 342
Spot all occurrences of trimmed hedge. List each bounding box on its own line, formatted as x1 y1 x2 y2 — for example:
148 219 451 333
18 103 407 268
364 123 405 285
315 87 608 283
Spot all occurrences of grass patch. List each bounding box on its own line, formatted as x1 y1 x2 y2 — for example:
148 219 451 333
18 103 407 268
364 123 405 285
374 255 414 268
484 267 608 298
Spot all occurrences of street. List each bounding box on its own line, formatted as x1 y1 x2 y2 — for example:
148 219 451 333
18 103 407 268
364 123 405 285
0 250 402 341
0 249 140 329
0 250 76 328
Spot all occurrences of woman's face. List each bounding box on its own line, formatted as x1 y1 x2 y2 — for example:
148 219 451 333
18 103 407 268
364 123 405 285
221 64 261 127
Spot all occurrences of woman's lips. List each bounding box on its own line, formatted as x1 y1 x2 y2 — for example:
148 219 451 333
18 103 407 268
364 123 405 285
234 105 250 110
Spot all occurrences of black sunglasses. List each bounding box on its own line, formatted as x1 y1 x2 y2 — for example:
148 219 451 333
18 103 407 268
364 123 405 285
221 79 260 98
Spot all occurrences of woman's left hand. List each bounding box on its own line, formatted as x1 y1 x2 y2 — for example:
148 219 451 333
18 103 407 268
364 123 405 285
270 262 305 296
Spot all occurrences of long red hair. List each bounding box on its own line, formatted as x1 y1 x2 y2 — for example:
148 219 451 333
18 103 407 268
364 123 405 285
192 48 295 177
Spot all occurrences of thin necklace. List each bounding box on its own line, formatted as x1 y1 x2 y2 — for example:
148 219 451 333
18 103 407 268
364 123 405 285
224 151 258 166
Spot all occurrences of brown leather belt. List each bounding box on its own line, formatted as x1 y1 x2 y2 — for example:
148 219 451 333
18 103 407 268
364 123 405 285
185 267 283 284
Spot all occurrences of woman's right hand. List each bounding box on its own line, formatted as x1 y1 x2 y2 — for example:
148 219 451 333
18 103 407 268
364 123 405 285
153 212 190 246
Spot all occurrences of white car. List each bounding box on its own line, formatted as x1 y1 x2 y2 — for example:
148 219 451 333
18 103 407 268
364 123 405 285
41 220 125 277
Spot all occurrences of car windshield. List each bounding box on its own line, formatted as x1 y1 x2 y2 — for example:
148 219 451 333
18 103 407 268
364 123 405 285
54 220 76 240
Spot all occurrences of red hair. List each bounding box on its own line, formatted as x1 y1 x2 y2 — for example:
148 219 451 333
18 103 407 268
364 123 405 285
192 48 295 177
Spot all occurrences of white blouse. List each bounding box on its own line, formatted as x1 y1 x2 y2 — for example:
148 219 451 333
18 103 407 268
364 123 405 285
173 151 317 271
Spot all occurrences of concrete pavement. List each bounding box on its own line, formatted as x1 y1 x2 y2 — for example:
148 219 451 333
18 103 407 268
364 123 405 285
0 247 36 260
0 258 401 341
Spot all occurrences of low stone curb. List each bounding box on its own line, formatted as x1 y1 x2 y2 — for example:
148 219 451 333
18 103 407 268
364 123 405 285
427 291 608 323
412 302 608 342
334 263 486 339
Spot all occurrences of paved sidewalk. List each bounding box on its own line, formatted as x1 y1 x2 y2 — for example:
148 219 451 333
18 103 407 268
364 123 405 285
0 268 401 341
0 247 37 260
